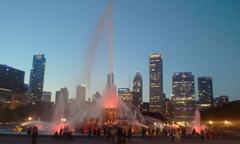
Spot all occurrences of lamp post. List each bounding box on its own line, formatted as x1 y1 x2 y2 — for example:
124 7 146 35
61 118 66 122
61 118 67 128
28 117 32 121
208 120 213 125
224 120 230 127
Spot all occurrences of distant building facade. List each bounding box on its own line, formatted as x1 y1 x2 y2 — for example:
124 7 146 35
95 91 101 100
118 88 132 107
29 54 46 102
214 95 229 107
41 91 51 102
53 87 68 121
141 102 150 112
149 53 164 113
76 84 86 104
198 76 213 109
172 72 196 122
0 64 25 93
92 91 101 103
165 98 173 120
55 87 68 106
0 65 26 107
132 71 143 109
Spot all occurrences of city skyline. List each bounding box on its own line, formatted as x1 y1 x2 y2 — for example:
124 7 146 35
0 0 239 101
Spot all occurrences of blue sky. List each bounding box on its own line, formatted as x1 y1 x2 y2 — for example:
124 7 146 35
0 0 239 101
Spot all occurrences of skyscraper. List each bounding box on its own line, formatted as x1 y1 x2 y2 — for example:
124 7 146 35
29 54 46 101
76 84 86 104
149 53 164 113
214 95 229 107
172 72 195 122
0 64 26 105
41 91 51 102
141 102 150 112
198 76 213 109
132 71 143 109
0 64 25 93
118 88 132 107
55 87 69 106
54 87 68 120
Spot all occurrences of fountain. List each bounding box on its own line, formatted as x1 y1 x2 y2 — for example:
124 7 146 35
22 1 163 134
191 109 206 133
64 0 144 128
67 74 146 129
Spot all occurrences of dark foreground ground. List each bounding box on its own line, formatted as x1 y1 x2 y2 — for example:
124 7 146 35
1 136 240 144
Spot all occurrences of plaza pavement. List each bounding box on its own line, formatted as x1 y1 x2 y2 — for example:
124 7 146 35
1 136 240 144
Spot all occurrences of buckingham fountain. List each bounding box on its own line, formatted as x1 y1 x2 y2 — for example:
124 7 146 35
21 1 147 134
21 72 146 134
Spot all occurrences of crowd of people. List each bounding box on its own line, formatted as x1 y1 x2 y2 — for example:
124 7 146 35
87 125 133 144
140 127 162 138
26 124 213 144
52 126 74 140
164 127 212 143
140 126 212 143
192 128 212 140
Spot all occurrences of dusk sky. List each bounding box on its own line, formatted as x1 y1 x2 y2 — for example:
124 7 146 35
0 0 239 102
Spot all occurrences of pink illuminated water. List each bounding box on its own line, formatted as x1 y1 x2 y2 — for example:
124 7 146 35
192 109 206 133
22 1 158 133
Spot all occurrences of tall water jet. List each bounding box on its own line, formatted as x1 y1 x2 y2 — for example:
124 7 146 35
192 109 206 133
106 0 114 74
68 0 149 129
82 0 114 98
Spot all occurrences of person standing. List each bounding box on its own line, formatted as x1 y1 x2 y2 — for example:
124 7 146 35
141 127 146 139
127 126 132 141
88 127 92 139
59 127 63 137
31 125 38 144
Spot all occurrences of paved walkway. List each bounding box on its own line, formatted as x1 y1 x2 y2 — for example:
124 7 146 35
1 136 240 144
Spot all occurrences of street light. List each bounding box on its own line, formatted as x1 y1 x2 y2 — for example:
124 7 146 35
61 118 66 122
209 120 213 125
28 117 32 121
224 120 230 124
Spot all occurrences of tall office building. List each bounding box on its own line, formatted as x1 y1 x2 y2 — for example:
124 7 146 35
165 98 173 119
198 76 213 109
54 87 68 120
141 102 150 112
214 95 229 107
95 91 102 100
0 65 26 104
41 91 51 102
149 53 164 113
0 64 25 93
55 87 69 105
172 72 195 122
118 88 132 107
29 54 46 101
76 84 86 104
132 71 143 109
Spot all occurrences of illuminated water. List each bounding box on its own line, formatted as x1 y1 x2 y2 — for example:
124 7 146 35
192 109 206 133
23 1 150 133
